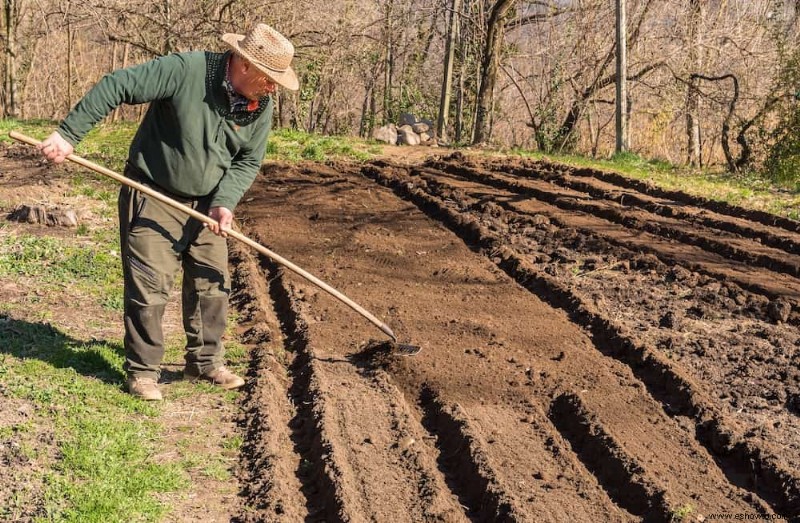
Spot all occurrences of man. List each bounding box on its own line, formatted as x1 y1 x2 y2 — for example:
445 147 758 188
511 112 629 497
39 23 299 401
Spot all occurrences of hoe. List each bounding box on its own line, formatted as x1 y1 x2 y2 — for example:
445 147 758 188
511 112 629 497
10 131 420 357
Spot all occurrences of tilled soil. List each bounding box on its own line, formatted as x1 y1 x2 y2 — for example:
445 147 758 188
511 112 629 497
230 154 800 522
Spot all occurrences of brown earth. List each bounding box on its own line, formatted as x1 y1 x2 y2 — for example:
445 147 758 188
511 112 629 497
3 142 800 522
232 154 800 522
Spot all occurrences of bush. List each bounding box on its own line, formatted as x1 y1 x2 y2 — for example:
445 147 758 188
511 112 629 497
764 106 800 189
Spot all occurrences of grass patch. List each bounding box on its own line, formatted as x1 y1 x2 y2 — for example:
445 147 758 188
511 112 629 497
268 128 378 162
0 233 122 310
0 320 187 522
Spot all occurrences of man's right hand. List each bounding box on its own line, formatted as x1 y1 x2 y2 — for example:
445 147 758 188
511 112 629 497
38 131 74 163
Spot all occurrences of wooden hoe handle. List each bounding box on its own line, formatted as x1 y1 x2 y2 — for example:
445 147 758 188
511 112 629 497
9 130 398 342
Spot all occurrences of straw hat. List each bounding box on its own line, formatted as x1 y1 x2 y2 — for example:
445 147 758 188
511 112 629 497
222 24 299 91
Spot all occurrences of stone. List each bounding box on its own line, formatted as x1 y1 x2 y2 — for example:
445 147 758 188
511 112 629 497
767 298 792 323
398 113 417 127
412 122 430 134
397 128 421 146
373 124 398 145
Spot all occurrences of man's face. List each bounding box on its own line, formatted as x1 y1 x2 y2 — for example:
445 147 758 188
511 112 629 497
231 56 277 101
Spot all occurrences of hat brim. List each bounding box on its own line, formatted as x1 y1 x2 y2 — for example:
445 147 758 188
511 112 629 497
222 33 299 91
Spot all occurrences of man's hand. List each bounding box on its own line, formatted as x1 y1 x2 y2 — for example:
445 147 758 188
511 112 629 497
38 131 74 163
207 206 233 237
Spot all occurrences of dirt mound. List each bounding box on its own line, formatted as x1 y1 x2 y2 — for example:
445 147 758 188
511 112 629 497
230 156 799 520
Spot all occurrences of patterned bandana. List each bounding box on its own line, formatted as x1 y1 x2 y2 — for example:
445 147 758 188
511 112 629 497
223 55 259 113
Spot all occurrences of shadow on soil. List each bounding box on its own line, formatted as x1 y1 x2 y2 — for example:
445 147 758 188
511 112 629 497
0 317 125 385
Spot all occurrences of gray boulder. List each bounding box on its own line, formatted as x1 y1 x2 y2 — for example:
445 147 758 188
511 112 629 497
373 124 398 145
412 122 430 134
398 113 417 127
397 127 421 146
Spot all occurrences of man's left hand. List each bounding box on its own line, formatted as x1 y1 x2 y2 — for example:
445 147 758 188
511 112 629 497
207 206 233 237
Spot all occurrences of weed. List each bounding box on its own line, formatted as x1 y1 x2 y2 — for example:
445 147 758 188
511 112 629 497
670 503 694 522
201 460 231 481
222 434 243 451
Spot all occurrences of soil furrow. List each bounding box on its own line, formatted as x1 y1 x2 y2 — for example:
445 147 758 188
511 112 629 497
422 160 800 294
265 268 352 522
548 392 671 521
527 168 800 258
400 166 800 442
417 382 640 522
411 164 800 333
240 163 644 522
358 162 797 518
228 240 308 522
417 386 522 522
257 243 469 522
494 156 800 236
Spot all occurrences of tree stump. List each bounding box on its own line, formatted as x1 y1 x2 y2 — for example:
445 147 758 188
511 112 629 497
8 204 79 227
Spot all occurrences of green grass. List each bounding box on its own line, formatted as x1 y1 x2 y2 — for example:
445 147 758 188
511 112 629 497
0 320 187 522
267 128 380 162
0 233 123 310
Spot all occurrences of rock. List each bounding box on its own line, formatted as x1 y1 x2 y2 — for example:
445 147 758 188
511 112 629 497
767 299 792 323
419 132 431 143
787 391 800 415
666 266 691 282
631 253 660 270
397 128 421 146
373 124 397 145
398 113 417 127
582 257 601 271
532 214 550 226
412 122 430 134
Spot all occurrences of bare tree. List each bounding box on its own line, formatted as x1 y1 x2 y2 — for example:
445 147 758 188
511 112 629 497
615 0 628 153
473 0 516 144
685 0 702 165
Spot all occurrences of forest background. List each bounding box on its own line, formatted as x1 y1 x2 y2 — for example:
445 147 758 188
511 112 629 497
4 0 800 184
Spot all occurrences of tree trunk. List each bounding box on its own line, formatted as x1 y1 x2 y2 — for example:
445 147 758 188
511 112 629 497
437 0 461 142
615 0 628 153
692 73 738 171
455 64 465 142
111 43 130 122
382 0 394 125
685 0 702 166
473 0 516 145
4 0 17 118
360 78 375 138
66 19 73 113
109 41 118 123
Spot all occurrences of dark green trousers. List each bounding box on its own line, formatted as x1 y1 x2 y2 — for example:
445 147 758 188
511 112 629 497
118 180 230 380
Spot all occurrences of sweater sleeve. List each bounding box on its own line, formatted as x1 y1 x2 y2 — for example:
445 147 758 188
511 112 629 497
210 101 274 211
57 53 189 146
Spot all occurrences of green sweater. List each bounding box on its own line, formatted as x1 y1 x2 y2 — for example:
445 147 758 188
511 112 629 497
58 51 273 210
